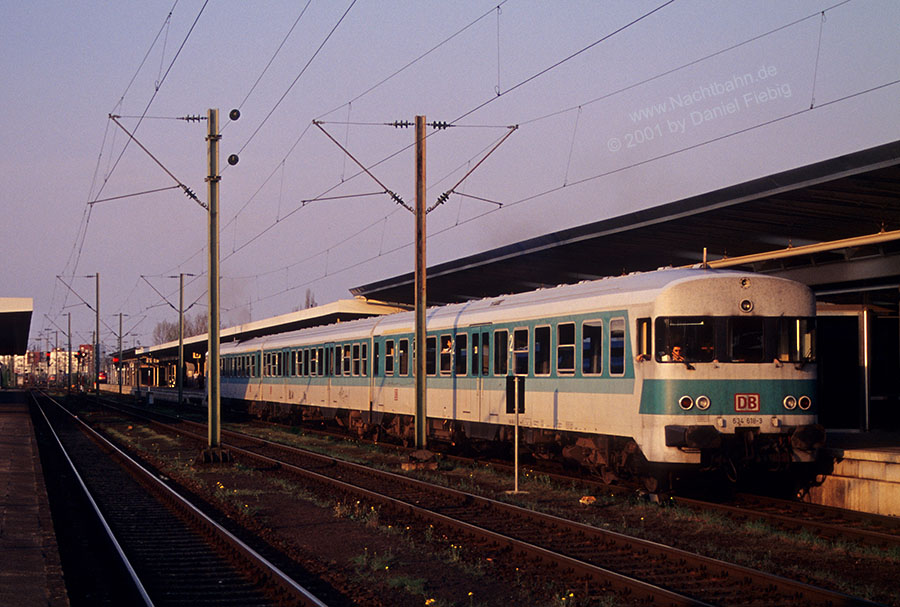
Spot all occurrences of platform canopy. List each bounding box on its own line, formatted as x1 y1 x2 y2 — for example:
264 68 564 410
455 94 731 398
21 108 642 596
0 298 33 355
352 140 900 306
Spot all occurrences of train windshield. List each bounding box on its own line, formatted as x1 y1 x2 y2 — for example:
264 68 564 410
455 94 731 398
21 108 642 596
655 316 815 364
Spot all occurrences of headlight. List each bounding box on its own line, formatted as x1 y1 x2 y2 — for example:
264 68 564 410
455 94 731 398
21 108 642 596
679 395 694 410
798 395 812 410
696 395 711 410
783 395 797 410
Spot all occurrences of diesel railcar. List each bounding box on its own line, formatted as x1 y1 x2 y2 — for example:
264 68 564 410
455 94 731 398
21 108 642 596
219 268 823 485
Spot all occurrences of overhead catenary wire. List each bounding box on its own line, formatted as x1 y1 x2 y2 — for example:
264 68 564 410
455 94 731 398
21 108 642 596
315 1 510 122
57 0 885 346
232 0 313 117
451 0 676 125
235 0 358 156
50 0 209 341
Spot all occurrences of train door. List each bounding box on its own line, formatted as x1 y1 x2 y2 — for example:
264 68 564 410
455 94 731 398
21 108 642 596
453 331 475 418
483 327 508 419
467 327 490 418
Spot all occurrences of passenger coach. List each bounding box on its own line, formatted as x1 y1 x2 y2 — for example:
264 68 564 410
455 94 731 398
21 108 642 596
220 268 823 484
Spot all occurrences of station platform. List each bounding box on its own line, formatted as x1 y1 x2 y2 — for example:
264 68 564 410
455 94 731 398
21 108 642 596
806 431 900 517
0 391 68 606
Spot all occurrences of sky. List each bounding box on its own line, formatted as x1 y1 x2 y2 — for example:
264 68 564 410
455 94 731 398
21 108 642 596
2 0 898 353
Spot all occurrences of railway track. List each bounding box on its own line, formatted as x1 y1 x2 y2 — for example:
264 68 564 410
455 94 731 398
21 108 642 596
32 391 327 607
94 392 900 552
83 396 879 607
672 492 900 550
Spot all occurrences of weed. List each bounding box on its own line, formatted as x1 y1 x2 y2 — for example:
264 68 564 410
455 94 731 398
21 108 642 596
387 575 426 594
352 546 394 572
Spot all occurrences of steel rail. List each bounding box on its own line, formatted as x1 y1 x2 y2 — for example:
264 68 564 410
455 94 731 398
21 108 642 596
31 392 154 607
672 494 900 550
90 401 873 607
37 391 328 607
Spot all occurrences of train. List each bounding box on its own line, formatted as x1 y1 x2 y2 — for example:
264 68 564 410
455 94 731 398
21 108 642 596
219 268 824 488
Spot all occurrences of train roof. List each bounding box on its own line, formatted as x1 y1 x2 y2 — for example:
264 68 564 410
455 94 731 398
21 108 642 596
221 268 791 354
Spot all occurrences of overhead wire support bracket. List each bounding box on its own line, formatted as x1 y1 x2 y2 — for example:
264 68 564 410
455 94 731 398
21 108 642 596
108 114 208 210
313 120 414 213
427 124 517 213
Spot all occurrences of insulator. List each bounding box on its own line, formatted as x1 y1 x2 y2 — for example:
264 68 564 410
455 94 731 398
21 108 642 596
431 121 450 130
391 120 411 128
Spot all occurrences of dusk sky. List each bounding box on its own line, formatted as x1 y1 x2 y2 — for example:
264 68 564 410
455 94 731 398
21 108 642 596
2 0 898 352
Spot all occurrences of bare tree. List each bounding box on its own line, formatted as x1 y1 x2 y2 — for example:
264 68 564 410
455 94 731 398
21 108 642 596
152 313 209 345
152 319 178 345
304 288 317 309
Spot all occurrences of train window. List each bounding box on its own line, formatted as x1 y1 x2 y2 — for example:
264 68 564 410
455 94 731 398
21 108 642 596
385 340 395 375
557 323 575 375
636 318 651 361
534 326 551 376
728 317 765 362
399 339 410 376
301 349 307 376
610 318 625 375
373 342 380 376
655 317 715 363
352 344 361 376
582 321 603 375
440 335 452 375
290 351 296 376
777 318 816 362
471 335 480 376
361 343 368 376
335 345 350 375
455 334 468 376
494 330 508 375
481 332 491 376
316 348 323 376
513 328 529 376
426 337 437 376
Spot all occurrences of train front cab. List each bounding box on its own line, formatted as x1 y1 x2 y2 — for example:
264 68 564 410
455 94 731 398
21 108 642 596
635 274 825 476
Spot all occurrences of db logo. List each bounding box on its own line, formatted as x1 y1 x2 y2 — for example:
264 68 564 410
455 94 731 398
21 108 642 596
734 393 760 412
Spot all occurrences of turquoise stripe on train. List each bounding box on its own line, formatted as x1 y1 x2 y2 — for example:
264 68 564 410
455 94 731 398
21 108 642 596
639 379 817 416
